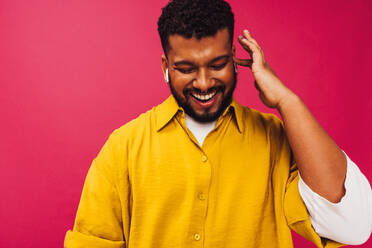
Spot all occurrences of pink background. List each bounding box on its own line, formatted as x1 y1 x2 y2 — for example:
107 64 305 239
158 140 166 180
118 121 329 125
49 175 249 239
0 0 371 247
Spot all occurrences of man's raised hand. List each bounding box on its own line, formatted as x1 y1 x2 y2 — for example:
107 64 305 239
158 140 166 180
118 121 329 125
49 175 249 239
233 29 295 109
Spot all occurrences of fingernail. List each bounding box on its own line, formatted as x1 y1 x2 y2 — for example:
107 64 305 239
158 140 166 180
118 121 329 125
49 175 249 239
239 35 243 39
244 29 250 34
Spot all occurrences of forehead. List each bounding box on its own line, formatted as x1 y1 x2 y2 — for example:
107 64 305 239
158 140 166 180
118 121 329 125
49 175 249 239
167 28 231 63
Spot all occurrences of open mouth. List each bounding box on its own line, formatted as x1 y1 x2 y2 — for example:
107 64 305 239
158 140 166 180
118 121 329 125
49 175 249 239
190 90 217 103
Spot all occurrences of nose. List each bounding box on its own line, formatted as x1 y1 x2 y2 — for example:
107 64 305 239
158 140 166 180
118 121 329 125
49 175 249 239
193 68 213 92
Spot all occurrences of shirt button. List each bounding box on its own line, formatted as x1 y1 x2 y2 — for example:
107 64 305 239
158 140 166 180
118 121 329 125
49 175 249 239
194 233 201 241
201 155 207 162
198 193 206 200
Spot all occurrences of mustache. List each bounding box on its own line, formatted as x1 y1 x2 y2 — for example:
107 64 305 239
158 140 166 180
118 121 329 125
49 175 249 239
183 85 225 96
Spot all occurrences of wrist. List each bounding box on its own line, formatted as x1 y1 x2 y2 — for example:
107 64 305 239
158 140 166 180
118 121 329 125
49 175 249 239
277 92 301 113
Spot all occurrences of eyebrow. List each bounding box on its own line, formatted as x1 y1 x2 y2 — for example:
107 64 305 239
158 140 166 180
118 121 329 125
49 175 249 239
174 54 230 67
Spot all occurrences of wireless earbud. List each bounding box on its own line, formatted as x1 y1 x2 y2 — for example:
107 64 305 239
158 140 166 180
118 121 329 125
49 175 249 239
165 68 169 83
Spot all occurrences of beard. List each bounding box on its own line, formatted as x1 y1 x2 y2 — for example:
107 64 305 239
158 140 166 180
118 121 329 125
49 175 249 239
168 71 237 123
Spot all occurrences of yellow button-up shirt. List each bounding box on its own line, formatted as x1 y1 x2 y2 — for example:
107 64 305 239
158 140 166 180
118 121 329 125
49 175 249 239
64 95 345 248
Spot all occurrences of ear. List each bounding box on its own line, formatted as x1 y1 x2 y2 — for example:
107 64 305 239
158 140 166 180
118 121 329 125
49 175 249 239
161 54 168 82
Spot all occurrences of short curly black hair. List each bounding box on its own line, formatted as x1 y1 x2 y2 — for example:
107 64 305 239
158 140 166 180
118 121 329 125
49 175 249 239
157 0 235 57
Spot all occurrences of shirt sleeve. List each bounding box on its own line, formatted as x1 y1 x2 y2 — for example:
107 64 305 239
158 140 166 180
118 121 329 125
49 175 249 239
269 115 344 248
64 130 130 248
298 150 372 245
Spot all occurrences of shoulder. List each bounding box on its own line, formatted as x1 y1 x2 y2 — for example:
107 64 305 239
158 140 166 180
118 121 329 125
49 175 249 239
93 106 156 175
110 106 156 145
237 103 283 134
248 107 281 126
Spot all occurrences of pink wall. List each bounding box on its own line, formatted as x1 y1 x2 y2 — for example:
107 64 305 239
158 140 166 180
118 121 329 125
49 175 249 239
0 0 371 247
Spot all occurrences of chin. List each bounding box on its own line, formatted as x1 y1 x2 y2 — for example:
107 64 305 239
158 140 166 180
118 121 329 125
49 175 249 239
186 104 225 123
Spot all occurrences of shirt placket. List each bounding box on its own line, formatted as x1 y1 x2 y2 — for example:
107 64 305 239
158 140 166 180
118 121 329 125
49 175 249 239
191 151 212 246
175 112 213 247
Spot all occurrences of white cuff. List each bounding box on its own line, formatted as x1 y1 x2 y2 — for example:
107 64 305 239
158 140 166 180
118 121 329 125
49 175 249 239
298 150 372 245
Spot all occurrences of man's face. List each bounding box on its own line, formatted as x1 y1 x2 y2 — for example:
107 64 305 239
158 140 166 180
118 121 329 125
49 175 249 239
163 28 237 122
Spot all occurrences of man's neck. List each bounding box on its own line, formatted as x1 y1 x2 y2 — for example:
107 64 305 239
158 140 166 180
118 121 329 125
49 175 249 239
184 113 217 146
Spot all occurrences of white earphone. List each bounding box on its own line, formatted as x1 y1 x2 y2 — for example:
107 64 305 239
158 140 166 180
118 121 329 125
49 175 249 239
233 62 238 73
165 68 169 83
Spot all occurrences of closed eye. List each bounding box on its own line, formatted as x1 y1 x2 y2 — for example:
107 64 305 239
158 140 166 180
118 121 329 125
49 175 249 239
176 67 196 74
210 63 227 70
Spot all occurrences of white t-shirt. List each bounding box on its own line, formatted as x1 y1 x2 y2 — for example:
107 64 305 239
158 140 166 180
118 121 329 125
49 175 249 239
185 113 372 245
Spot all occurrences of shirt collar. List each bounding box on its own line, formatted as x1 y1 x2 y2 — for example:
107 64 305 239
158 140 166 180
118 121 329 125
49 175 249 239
155 95 182 132
219 96 244 133
155 94 244 133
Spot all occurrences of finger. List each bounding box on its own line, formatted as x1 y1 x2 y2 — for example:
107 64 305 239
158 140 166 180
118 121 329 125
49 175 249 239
238 35 260 56
243 30 261 48
233 57 253 68
238 36 253 56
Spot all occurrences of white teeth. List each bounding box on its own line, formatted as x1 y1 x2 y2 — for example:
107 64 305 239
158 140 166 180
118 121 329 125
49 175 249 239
192 91 217 101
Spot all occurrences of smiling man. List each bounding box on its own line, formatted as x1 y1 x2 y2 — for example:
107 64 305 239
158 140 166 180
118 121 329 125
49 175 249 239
163 28 237 123
64 0 372 247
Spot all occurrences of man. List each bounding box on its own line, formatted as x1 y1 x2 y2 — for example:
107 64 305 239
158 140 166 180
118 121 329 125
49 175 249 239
64 0 372 247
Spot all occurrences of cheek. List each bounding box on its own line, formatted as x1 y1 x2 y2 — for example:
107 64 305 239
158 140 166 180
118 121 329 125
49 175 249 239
172 78 189 94
215 68 234 85
172 74 195 91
